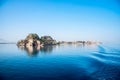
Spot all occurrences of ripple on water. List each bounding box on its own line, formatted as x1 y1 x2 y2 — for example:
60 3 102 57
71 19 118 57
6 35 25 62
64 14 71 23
87 45 120 80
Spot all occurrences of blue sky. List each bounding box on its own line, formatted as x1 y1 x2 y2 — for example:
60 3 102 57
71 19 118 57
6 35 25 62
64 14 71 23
0 0 120 43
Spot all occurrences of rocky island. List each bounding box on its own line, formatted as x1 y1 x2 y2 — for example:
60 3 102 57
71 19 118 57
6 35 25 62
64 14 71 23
17 33 57 47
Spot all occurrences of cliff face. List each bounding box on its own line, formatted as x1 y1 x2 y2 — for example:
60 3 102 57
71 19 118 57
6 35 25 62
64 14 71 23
17 33 57 47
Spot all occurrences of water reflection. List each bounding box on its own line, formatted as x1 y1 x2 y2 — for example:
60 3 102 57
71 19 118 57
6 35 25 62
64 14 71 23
18 45 54 56
25 46 39 56
40 46 55 53
17 43 99 56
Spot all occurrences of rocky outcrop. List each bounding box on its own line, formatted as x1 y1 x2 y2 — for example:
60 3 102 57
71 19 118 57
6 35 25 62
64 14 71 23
40 36 57 45
17 33 57 47
26 33 40 40
17 40 25 46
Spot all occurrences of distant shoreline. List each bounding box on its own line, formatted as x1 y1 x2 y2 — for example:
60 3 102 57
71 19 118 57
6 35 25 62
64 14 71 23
0 43 16 44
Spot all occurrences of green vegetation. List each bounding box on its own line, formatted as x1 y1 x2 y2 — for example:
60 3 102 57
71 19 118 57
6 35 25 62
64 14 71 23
26 33 40 40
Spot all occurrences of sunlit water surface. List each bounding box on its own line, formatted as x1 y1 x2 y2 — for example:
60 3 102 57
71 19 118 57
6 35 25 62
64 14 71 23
0 43 120 80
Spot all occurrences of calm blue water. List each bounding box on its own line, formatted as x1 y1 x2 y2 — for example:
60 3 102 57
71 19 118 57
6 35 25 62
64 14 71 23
0 43 120 80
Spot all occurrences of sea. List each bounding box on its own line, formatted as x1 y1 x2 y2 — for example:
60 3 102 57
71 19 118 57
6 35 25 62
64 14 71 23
0 43 120 80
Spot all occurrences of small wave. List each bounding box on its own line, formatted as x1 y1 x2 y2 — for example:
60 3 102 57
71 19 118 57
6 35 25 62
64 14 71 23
89 45 120 66
97 44 120 54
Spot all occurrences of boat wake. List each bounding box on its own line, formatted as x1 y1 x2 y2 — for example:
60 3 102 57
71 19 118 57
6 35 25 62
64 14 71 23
88 44 120 80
